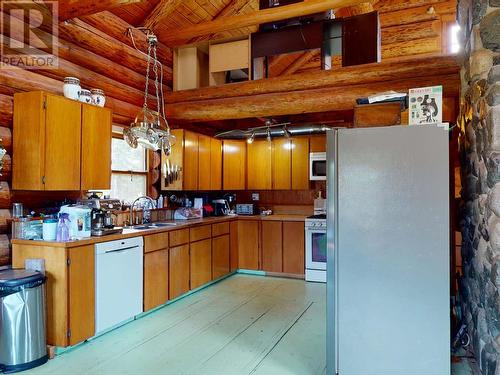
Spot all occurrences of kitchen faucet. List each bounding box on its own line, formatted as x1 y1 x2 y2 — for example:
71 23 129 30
129 196 156 226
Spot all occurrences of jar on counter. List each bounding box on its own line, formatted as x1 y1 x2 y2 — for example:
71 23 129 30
78 89 92 104
90 89 106 107
63 77 81 100
42 218 58 241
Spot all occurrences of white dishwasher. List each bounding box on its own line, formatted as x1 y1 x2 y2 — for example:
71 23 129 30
95 237 143 335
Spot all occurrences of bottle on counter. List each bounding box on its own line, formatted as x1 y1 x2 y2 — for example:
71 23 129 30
56 213 70 242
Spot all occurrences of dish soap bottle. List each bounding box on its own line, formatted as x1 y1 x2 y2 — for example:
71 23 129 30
56 213 70 242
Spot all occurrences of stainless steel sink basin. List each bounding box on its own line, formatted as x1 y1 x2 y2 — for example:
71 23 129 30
130 222 178 230
152 222 178 227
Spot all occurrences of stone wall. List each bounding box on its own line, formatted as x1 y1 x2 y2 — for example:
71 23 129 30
458 1 500 374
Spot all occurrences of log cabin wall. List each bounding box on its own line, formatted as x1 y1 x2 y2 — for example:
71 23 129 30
0 2 172 266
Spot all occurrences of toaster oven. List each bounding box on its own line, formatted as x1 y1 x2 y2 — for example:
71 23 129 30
236 204 255 215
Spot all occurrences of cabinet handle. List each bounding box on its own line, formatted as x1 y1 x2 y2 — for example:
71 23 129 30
42 176 46 185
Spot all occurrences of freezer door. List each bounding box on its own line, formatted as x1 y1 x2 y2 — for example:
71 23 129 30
328 126 450 375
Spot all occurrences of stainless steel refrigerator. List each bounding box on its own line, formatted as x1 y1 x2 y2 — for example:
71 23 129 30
326 125 450 375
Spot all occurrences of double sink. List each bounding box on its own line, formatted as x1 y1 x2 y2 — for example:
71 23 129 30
127 222 179 231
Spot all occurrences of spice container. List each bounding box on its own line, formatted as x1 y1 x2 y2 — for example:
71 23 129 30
78 89 92 104
91 89 106 107
63 77 81 100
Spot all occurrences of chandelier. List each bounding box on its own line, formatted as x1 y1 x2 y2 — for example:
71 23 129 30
124 29 175 155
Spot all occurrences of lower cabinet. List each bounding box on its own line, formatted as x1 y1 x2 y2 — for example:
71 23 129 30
190 239 212 289
230 221 239 272
169 244 190 299
12 243 95 347
261 221 283 273
212 234 230 279
282 222 305 275
237 220 260 270
144 249 169 312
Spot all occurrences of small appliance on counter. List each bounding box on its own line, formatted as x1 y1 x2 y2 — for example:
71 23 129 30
212 199 230 216
174 208 202 220
236 204 255 216
90 209 123 237
58 205 92 239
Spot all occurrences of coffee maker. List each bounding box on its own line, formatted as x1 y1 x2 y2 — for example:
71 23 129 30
90 208 122 236
212 199 230 216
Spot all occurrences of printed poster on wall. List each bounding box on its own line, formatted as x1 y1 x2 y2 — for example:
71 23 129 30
409 86 443 126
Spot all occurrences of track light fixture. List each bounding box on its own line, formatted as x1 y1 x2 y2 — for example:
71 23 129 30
247 132 255 144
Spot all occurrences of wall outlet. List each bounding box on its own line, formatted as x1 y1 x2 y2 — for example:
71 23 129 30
251 193 260 201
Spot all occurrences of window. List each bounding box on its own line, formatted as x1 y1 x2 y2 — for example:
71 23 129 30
102 137 147 205
448 23 461 54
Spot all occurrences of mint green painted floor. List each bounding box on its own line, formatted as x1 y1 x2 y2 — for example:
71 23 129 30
24 275 474 374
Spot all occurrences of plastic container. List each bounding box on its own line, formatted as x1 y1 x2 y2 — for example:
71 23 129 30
56 213 70 242
42 218 58 241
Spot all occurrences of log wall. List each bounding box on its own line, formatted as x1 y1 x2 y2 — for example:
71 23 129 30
0 3 171 266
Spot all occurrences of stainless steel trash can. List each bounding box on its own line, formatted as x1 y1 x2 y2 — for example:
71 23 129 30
0 269 48 373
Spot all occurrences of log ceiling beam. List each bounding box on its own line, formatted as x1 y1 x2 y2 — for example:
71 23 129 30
165 55 459 122
142 0 183 31
57 0 144 21
160 0 374 46
281 50 319 76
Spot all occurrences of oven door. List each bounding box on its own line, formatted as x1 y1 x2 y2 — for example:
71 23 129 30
306 228 327 270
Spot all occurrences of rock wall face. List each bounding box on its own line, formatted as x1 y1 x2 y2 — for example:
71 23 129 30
458 1 500 374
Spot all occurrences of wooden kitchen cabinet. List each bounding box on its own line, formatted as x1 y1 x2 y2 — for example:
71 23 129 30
282 221 305 275
13 91 82 191
198 134 211 190
210 138 222 190
184 131 199 190
144 249 169 312
309 135 326 153
261 221 283 272
169 244 190 299
190 239 212 289
247 140 272 190
230 221 239 271
291 137 310 190
223 140 246 190
12 243 95 347
273 139 292 190
212 234 230 279
81 104 112 190
13 91 112 191
237 220 260 270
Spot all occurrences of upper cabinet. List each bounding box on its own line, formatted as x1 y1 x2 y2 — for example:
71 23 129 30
162 130 222 191
13 91 111 191
247 140 272 190
223 140 246 190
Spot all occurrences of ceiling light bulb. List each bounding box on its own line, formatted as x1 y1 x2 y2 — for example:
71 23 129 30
247 133 255 144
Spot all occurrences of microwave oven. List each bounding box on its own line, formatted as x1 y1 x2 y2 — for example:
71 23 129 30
310 152 326 180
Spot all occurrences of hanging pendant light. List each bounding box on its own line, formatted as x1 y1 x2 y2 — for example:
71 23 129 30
124 30 175 155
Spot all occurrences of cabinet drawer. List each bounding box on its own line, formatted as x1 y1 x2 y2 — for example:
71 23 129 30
190 225 212 242
212 222 230 237
144 232 169 253
169 229 190 247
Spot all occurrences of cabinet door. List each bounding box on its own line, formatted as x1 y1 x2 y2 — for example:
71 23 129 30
190 239 212 289
68 245 95 346
273 138 291 190
283 221 305 275
210 138 222 190
184 131 199 190
81 105 112 190
144 249 169 312
223 140 246 190
13 92 45 190
291 137 310 190
247 140 272 190
261 221 283 272
198 134 211 190
212 235 230 279
309 135 326 152
45 94 82 190
169 244 190 299
230 221 239 271
238 220 260 270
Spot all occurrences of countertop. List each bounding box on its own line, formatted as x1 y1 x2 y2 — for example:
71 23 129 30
11 214 307 248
